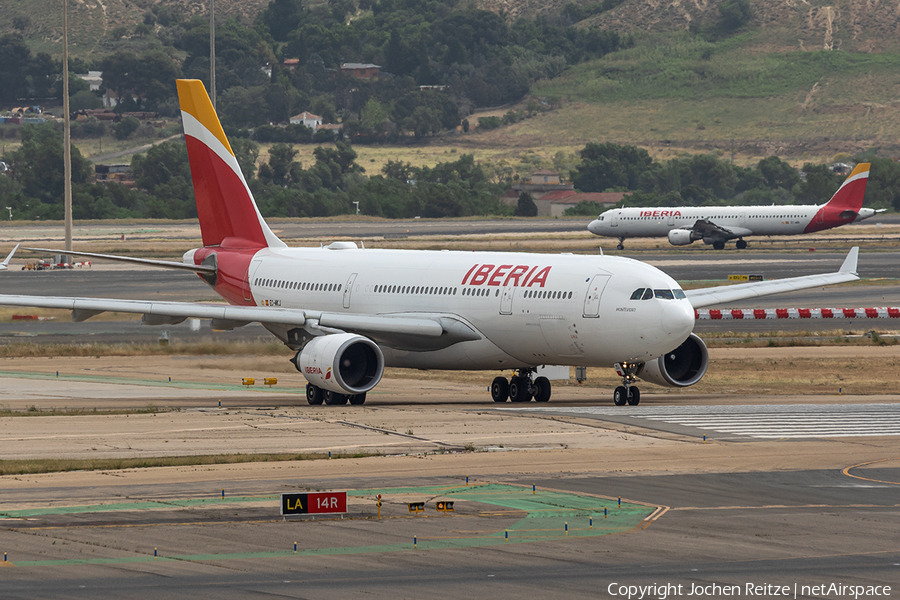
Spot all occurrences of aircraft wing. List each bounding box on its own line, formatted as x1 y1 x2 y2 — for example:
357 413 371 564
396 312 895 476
689 219 753 241
0 243 19 270
21 247 215 274
0 294 446 336
685 247 859 308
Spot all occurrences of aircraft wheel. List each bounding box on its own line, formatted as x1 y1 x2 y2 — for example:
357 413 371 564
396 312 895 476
349 393 366 405
713 241 726 250
509 377 533 402
533 376 551 402
736 240 747 249
616 243 624 250
324 390 349 406
306 384 324 405
490 376 509 402
627 386 641 406
613 386 628 406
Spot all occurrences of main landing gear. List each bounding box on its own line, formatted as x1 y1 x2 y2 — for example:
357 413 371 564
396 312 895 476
613 362 641 406
306 383 366 406
712 239 748 250
491 369 552 403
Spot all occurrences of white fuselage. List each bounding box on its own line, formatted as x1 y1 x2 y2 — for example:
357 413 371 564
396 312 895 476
588 205 877 240
236 245 696 371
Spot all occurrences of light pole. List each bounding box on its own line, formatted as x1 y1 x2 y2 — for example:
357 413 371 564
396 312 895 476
210 0 216 108
63 0 72 253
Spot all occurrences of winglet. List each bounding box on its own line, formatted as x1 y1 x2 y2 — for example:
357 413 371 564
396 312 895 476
0 243 19 270
839 246 859 274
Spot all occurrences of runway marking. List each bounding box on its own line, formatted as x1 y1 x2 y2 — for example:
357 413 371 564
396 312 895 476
503 404 900 439
842 457 900 486
3 484 658 567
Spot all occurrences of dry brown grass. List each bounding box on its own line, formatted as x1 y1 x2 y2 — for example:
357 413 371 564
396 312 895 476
0 451 374 476
0 339 287 358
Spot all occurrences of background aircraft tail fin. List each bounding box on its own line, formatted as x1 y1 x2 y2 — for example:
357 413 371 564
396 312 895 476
176 79 285 249
804 163 870 233
824 162 869 212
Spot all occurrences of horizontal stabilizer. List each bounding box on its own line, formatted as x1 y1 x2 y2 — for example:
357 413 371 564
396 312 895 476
22 247 216 274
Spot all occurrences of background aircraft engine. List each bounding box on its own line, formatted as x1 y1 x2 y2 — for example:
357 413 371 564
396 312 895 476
637 333 709 387
296 333 385 394
667 229 696 246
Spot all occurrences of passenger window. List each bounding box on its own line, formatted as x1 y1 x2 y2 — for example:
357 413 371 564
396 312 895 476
654 289 675 300
630 288 644 300
641 288 654 300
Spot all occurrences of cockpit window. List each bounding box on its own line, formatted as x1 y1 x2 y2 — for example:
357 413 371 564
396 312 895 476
599 216 604 221
641 288 654 300
654 289 675 300
630 288 644 300
673 289 686 299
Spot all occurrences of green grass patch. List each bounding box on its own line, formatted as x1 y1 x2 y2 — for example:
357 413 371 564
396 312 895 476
0 451 375 476
536 33 900 103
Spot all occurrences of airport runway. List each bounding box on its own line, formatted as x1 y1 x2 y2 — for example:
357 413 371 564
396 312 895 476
1 449 897 597
1 221 898 596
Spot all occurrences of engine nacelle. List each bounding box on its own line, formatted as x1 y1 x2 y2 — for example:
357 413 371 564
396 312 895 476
637 333 709 388
295 333 384 394
667 229 696 246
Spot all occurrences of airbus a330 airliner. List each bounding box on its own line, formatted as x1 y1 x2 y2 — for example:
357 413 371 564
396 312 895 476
0 80 862 406
588 164 880 250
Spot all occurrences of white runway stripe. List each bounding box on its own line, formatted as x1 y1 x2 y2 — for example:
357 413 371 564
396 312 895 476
503 404 900 439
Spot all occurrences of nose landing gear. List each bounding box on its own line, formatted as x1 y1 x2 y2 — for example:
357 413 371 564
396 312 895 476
613 362 641 406
491 369 552 403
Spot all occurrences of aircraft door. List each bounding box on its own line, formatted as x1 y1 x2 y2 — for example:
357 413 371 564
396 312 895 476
667 213 675 226
500 285 515 315
611 213 619 227
244 259 263 302
739 212 745 226
343 273 358 309
583 274 611 318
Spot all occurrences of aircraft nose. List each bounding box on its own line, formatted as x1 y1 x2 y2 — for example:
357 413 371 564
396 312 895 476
661 301 695 336
588 219 601 233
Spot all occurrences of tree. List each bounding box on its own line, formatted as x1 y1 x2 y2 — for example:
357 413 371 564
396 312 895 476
718 0 752 32
6 124 92 206
796 164 842 204
100 51 182 110
757 156 800 190
0 34 32 102
515 191 538 216
113 117 141 140
573 143 654 192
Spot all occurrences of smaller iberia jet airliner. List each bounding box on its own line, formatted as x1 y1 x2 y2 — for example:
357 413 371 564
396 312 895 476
0 81 864 406
588 164 880 250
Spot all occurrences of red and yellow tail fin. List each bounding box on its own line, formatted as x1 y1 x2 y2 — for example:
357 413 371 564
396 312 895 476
804 163 870 234
176 79 285 249
824 163 870 212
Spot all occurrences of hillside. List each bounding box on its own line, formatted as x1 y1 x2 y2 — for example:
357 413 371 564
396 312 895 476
0 0 270 57
584 0 900 53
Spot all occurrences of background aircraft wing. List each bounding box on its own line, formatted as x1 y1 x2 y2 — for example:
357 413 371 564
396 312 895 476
0 295 446 337
685 247 859 308
690 219 752 240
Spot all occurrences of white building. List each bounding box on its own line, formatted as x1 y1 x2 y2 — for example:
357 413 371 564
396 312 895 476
289 111 322 131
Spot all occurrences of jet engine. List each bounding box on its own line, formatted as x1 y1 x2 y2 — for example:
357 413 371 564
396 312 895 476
667 229 696 246
637 333 709 387
294 333 384 394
